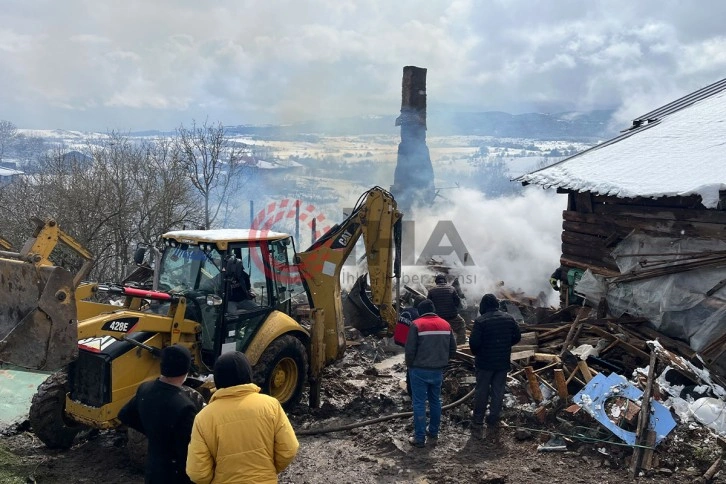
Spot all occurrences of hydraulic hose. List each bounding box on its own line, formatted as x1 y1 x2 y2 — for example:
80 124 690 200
296 388 476 436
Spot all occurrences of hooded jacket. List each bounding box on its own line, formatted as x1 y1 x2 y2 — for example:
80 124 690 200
426 283 461 319
186 383 299 484
118 379 198 484
469 308 521 371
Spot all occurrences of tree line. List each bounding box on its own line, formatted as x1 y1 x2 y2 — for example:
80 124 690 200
0 120 251 283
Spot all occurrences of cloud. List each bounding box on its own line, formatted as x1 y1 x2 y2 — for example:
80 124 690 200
1 0 725 131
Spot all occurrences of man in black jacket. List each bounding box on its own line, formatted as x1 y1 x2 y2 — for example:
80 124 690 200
427 274 466 344
119 345 201 483
468 294 521 438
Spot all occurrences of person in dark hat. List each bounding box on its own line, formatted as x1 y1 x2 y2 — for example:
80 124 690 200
427 274 467 344
119 344 202 484
187 351 299 483
468 294 521 440
404 299 457 448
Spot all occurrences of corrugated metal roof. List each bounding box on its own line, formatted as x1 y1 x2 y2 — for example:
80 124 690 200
516 77 726 208
631 77 726 127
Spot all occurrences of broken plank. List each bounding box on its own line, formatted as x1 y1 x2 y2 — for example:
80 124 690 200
587 325 651 361
510 361 560 378
537 325 571 340
577 360 594 383
560 307 589 357
534 305 581 325
560 255 620 277
554 368 568 400
641 430 657 471
525 366 544 403
630 349 657 477
630 324 696 359
511 350 536 361
511 344 539 353
519 332 538 345
534 353 562 364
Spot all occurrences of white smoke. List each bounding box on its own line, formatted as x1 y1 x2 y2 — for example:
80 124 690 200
403 186 565 306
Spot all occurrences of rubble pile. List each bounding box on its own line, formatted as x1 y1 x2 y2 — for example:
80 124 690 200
457 300 726 478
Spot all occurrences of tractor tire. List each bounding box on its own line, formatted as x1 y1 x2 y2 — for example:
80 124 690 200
126 385 206 470
253 335 308 410
29 369 86 449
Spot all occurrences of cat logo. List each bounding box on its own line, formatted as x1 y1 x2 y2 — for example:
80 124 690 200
331 223 359 250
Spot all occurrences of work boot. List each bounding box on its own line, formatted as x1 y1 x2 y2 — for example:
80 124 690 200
408 436 425 448
486 422 502 443
470 423 484 440
426 430 438 444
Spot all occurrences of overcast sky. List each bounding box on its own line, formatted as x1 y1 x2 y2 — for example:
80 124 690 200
2 0 726 132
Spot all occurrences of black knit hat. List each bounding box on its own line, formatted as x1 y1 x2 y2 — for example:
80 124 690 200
434 274 446 284
480 293 499 314
417 299 436 315
214 351 253 389
160 345 192 377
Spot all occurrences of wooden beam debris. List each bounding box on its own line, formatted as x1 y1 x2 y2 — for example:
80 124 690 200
630 349 657 476
559 307 589 357
525 366 544 403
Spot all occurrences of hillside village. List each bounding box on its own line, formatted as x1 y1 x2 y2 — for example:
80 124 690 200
4 79 726 484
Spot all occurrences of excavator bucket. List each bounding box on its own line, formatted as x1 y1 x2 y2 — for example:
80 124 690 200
344 273 386 334
0 218 93 370
0 261 79 370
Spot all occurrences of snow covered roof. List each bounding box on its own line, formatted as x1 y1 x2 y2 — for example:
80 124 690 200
517 78 726 208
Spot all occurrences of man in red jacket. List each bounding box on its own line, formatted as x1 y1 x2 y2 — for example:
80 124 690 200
405 299 457 448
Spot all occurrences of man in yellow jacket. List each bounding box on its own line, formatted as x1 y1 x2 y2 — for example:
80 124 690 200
186 351 299 483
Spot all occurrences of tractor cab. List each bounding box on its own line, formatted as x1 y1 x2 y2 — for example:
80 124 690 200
158 229 305 368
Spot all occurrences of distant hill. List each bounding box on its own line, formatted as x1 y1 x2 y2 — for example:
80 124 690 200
219 109 617 141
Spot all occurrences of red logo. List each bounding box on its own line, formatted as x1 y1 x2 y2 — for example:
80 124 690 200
248 199 331 285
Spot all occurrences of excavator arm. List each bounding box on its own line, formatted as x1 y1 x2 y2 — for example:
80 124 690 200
295 186 402 365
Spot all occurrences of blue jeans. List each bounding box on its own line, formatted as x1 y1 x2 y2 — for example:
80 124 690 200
409 367 443 443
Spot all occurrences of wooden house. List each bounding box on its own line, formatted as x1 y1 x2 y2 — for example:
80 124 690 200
517 77 726 372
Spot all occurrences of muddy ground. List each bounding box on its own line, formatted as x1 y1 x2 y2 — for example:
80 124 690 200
1 336 724 484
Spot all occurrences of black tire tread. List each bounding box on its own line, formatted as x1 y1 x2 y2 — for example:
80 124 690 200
29 370 84 449
252 335 308 409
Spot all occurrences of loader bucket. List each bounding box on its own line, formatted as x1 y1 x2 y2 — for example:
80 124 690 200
0 261 78 370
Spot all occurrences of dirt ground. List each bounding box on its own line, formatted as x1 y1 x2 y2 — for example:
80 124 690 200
1 336 724 484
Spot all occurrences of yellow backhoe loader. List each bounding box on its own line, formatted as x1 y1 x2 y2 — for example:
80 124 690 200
0 186 402 449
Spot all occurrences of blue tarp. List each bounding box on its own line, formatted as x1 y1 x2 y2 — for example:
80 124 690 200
573 372 677 446
0 367 48 428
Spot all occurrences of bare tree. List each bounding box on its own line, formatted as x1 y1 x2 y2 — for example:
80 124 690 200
0 120 18 162
175 120 249 229
0 134 202 283
130 136 202 243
